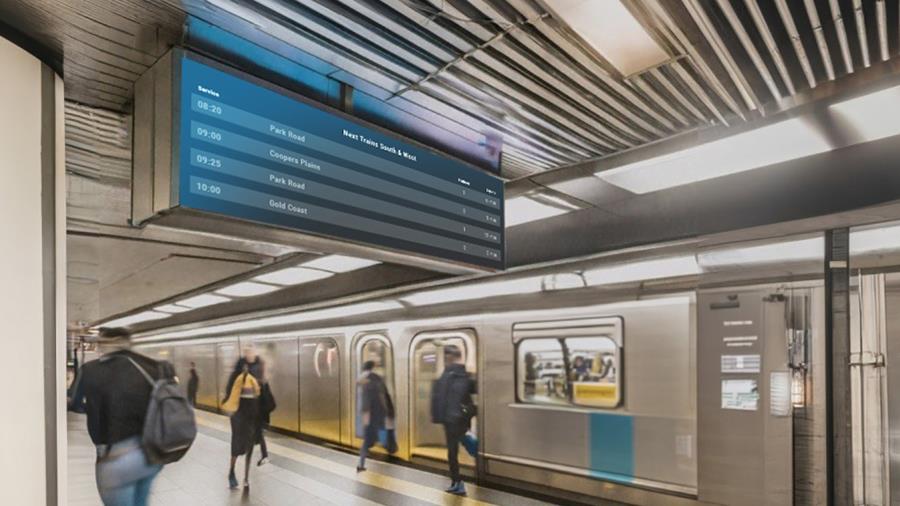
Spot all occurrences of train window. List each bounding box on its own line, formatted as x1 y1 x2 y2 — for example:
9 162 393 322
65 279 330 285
566 337 620 408
357 335 394 395
518 339 569 406
517 333 622 409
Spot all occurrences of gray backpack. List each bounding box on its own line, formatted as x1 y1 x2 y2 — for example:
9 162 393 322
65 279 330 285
125 356 197 464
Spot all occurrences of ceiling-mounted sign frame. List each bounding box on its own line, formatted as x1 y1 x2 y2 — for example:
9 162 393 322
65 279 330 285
132 49 504 273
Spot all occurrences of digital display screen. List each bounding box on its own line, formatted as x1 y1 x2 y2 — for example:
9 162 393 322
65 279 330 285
176 53 504 269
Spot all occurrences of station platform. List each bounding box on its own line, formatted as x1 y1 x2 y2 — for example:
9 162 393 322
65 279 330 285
67 411 554 506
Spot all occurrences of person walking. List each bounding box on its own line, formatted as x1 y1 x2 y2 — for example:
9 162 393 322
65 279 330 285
187 362 199 407
222 345 265 490
68 327 175 506
356 360 394 472
431 345 476 496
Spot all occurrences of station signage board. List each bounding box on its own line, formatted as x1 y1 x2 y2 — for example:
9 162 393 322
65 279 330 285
168 52 504 269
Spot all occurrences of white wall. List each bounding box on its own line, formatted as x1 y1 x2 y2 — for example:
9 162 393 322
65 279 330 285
0 36 63 505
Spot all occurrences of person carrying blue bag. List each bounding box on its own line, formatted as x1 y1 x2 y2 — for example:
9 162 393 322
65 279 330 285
431 345 477 496
356 360 395 472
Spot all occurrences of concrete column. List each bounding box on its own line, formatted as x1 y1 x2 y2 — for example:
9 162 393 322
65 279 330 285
825 228 852 505
0 36 65 505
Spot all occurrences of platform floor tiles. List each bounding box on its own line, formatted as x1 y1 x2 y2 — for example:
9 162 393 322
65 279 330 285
67 411 554 506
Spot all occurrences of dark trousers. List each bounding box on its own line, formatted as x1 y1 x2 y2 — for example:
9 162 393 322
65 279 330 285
358 424 379 468
443 422 467 483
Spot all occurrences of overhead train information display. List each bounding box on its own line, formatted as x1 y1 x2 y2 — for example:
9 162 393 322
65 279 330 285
175 53 504 269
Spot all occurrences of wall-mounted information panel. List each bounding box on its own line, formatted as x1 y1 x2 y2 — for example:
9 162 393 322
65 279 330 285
134 50 504 270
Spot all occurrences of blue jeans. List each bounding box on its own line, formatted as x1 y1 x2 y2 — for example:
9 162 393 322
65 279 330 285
358 424 379 468
96 437 162 506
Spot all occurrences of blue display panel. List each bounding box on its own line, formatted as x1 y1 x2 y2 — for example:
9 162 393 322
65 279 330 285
176 53 504 269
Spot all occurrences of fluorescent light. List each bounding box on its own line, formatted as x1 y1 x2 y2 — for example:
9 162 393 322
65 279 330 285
102 311 170 327
149 300 402 340
505 196 570 227
154 304 193 314
550 0 669 76
215 281 281 297
851 223 900 254
301 255 380 273
698 237 823 268
178 293 231 308
254 267 333 285
597 118 832 194
584 255 700 286
402 277 544 306
830 85 900 143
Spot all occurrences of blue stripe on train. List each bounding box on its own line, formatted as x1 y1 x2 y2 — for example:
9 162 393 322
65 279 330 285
589 413 634 482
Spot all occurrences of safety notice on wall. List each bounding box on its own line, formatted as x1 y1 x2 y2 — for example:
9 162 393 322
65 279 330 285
721 379 759 411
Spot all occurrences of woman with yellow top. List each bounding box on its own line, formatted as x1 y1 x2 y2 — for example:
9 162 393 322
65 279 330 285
222 345 265 490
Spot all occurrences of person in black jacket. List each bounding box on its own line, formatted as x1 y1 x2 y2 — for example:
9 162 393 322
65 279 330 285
356 360 394 472
69 327 174 506
187 362 199 407
430 345 476 496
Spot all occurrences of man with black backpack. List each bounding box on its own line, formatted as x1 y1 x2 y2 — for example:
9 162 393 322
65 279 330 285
430 345 476 497
69 327 196 506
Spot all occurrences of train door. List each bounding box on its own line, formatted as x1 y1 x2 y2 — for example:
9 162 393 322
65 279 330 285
353 333 394 446
409 330 477 467
299 337 341 442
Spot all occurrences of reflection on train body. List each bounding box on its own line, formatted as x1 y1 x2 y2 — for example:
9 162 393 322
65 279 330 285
300 338 341 442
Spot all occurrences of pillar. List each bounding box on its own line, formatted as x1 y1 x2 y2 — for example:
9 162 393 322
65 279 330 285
0 35 65 505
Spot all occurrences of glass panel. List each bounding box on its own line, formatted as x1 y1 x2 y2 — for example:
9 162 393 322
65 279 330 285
517 338 568 406
359 337 393 395
566 336 621 408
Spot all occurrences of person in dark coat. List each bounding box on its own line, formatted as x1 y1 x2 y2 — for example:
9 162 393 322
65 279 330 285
69 327 174 506
431 345 476 496
356 360 394 472
187 362 199 407
222 345 265 490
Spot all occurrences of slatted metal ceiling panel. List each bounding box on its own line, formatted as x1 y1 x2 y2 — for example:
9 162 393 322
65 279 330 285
2 0 899 179
66 102 131 183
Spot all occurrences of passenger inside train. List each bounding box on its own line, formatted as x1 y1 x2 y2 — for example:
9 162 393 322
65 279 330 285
7 0 900 505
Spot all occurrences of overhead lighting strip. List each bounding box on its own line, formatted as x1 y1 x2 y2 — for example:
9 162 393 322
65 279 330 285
596 117 832 194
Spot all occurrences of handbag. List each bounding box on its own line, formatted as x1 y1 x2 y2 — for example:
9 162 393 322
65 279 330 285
461 431 478 457
378 426 398 454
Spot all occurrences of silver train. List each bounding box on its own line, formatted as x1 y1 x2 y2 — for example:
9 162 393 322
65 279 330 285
133 226 900 505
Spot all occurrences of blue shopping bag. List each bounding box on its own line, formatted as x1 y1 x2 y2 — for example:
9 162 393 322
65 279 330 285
378 428 398 454
461 431 478 457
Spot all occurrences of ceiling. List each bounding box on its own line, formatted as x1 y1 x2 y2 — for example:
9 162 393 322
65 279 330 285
8 0 900 327
5 0 900 179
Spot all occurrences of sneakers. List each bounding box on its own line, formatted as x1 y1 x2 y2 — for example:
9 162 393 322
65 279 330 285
257 457 269 467
445 481 467 496
228 471 239 490
356 465 366 473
